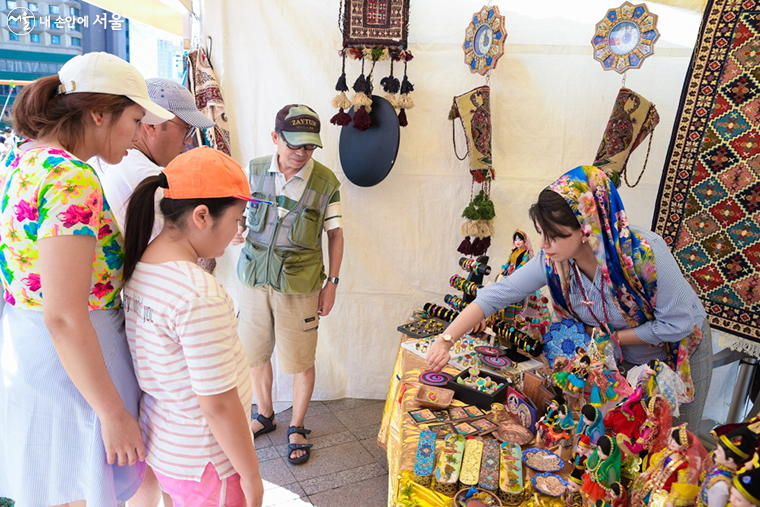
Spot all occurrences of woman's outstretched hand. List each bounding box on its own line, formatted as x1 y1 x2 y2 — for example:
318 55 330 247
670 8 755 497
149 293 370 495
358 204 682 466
426 336 453 372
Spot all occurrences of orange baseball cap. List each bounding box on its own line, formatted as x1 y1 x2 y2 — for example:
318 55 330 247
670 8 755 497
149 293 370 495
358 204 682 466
162 147 260 202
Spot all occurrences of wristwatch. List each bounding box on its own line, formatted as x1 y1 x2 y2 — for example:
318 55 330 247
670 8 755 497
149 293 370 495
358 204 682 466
440 333 454 344
327 277 339 285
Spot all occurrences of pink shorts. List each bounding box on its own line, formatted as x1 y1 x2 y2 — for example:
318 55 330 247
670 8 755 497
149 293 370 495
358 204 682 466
153 462 245 507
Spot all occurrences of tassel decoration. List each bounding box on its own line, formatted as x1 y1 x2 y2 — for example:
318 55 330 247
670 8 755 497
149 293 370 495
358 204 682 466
398 108 408 127
457 237 473 256
471 237 484 256
380 60 400 109
330 54 351 128
396 61 414 126
351 59 372 130
352 106 372 130
330 108 352 126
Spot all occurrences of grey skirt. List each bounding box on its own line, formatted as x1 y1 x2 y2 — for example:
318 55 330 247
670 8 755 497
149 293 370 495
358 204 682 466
0 305 144 507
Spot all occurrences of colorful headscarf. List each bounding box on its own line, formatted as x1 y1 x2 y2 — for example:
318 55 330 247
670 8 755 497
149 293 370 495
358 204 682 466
576 405 605 445
544 166 701 402
587 435 622 486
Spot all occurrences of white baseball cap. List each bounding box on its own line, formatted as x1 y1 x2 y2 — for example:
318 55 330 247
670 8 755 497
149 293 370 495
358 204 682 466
57 52 173 125
146 78 215 129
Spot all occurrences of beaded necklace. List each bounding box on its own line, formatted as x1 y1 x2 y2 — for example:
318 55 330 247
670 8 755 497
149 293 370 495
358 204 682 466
568 261 611 327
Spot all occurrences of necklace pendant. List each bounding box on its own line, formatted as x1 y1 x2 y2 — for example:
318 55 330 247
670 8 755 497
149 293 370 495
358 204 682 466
581 299 595 307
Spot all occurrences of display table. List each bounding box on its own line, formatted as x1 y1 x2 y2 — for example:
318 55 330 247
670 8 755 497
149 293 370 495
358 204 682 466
377 334 569 507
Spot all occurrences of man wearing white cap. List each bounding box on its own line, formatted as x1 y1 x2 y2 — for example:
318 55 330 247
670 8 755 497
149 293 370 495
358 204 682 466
94 78 215 235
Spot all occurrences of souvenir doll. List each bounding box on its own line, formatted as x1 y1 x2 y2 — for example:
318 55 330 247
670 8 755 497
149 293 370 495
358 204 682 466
574 434 593 472
576 404 605 445
583 435 622 503
614 395 672 459
556 355 591 393
493 230 532 324
629 424 710 507
565 467 585 507
730 467 760 507
608 482 628 507
537 395 565 438
545 403 575 447
696 426 757 507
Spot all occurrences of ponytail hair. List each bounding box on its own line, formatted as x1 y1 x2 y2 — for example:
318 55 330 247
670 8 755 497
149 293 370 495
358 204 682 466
122 173 241 282
13 74 134 152
123 175 161 282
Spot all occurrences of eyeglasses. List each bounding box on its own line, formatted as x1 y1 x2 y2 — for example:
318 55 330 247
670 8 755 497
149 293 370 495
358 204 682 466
167 119 197 141
276 130 318 151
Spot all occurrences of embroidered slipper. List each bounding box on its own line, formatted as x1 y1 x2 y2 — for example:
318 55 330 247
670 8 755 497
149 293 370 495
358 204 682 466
286 426 313 465
251 412 276 438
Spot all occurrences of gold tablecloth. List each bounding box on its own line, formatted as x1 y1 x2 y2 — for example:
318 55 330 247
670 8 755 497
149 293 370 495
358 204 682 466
377 337 459 507
377 336 568 507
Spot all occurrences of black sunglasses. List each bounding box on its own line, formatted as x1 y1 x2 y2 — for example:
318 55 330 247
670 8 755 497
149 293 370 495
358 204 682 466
276 130 318 151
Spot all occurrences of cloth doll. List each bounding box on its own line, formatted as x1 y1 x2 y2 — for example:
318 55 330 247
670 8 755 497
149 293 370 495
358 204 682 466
574 434 593 472
583 435 622 503
730 466 760 507
608 482 628 507
613 395 673 459
629 424 710 507
538 395 565 429
556 355 591 393
544 403 576 446
565 467 585 507
696 426 757 507
576 404 605 445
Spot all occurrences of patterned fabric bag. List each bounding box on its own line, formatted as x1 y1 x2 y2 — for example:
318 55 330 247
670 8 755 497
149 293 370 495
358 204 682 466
594 87 659 188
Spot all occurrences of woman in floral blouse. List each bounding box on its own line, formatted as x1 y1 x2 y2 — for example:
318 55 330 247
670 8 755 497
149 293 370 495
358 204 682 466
0 52 171 507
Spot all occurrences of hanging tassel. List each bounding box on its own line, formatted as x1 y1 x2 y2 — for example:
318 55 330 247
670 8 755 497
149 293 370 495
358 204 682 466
352 106 371 130
398 108 408 127
351 59 372 131
457 237 473 255
330 54 352 127
471 237 484 256
380 60 400 108
330 108 352 126
396 61 415 127
481 236 491 253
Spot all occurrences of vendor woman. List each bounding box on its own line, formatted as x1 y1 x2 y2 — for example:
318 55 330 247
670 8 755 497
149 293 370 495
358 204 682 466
426 166 711 429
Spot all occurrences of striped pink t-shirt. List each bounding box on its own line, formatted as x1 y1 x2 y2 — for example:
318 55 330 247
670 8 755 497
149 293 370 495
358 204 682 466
123 261 252 481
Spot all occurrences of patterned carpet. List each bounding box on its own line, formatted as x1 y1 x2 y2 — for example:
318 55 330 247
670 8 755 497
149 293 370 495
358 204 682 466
654 0 760 347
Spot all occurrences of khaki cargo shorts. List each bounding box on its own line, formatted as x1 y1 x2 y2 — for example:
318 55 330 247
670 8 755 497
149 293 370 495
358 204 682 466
237 284 320 375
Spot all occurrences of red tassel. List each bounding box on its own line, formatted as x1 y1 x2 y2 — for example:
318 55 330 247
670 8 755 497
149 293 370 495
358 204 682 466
398 108 408 127
471 170 486 184
352 106 372 130
471 237 484 256
457 237 473 255
481 236 491 253
330 108 352 126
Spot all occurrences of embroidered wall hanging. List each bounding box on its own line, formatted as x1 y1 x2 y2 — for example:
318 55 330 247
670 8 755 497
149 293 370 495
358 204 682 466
331 0 414 130
450 86 496 256
463 5 507 76
591 2 659 74
593 87 660 188
654 0 760 348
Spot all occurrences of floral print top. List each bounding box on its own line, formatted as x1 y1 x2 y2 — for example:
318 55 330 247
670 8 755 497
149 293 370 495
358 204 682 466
0 145 124 310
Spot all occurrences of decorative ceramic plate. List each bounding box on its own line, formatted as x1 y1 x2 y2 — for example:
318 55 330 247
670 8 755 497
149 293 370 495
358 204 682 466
522 448 564 472
541 319 590 368
463 5 507 75
493 423 534 446
531 472 568 497
590 1 660 73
